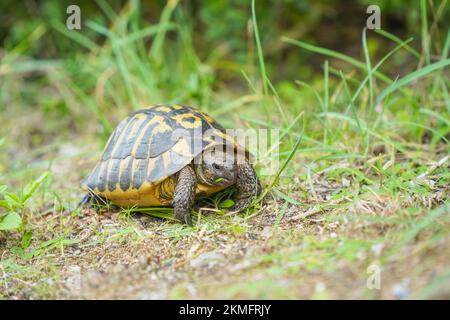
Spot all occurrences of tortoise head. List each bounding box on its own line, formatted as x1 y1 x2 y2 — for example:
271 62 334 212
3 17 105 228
194 149 237 188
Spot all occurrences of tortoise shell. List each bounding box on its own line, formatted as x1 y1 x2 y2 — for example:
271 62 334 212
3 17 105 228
81 104 236 207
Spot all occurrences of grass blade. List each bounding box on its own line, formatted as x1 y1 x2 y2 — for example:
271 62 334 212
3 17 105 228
282 36 394 85
374 29 421 60
252 0 268 95
376 58 450 105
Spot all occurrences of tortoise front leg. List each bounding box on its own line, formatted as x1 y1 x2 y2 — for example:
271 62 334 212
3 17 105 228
232 161 262 212
173 165 197 225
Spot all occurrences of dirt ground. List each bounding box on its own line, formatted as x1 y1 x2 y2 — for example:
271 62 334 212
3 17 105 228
1 141 448 299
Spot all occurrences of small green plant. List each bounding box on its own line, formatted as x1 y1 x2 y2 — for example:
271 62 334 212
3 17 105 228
0 171 50 231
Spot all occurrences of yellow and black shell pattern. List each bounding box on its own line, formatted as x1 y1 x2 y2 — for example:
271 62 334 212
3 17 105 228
81 104 234 207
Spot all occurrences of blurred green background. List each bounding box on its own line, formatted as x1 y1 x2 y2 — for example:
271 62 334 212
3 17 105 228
2 0 447 78
1 0 448 144
1 0 448 179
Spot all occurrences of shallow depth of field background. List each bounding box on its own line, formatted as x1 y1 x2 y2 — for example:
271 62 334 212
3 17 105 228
0 0 449 299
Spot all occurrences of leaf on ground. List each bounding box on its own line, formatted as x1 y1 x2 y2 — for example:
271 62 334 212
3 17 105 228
0 212 22 231
220 199 235 208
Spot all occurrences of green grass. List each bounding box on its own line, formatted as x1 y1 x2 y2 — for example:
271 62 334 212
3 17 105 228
0 0 449 299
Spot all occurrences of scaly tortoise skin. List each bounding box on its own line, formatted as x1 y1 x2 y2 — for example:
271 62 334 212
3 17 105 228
80 104 261 224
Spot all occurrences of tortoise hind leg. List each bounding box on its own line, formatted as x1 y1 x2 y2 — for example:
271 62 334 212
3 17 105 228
231 161 262 212
173 165 197 225
77 193 109 210
77 193 93 209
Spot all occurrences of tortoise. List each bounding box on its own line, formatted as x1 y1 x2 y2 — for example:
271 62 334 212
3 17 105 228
80 104 261 225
